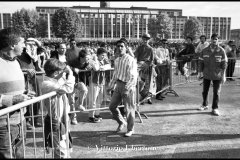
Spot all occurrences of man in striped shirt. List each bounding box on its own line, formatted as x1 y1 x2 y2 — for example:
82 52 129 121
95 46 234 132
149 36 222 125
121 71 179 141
108 39 138 137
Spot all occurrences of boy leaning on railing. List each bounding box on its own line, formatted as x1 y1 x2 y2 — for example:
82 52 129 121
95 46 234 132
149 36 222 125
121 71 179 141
41 58 75 158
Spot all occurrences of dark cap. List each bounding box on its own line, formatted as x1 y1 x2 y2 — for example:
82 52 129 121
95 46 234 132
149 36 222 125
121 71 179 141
142 33 151 39
97 47 108 55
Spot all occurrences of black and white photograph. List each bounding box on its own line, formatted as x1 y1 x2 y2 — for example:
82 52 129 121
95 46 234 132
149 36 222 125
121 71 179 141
0 1 240 158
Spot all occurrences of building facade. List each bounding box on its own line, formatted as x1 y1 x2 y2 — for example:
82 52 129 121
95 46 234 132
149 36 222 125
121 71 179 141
230 29 240 46
0 2 231 41
35 4 231 41
0 13 12 30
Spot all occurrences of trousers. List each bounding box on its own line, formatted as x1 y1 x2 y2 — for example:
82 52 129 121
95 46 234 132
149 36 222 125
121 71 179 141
202 79 222 109
109 80 136 131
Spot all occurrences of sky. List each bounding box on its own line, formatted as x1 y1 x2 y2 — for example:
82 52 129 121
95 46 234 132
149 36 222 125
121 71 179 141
1 1 240 29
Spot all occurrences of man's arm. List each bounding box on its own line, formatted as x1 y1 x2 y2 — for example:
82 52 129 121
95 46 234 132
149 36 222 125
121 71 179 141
108 58 118 90
42 66 75 95
126 59 138 90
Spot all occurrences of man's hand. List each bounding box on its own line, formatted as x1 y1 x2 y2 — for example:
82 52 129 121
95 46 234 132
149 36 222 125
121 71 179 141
13 94 31 105
221 76 226 84
73 68 80 74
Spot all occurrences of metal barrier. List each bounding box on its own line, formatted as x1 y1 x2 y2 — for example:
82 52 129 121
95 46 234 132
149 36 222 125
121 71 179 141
68 68 148 123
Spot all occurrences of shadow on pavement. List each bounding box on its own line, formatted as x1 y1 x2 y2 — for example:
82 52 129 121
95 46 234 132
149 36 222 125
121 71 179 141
131 148 240 158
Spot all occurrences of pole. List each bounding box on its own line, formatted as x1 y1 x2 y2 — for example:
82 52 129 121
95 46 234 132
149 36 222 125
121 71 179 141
48 13 51 39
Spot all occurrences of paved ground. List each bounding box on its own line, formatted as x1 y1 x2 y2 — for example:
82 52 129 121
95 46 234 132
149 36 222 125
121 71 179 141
62 80 240 158
24 65 240 158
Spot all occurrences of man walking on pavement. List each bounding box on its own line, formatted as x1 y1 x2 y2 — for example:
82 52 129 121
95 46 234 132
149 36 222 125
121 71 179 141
197 33 227 116
108 39 138 137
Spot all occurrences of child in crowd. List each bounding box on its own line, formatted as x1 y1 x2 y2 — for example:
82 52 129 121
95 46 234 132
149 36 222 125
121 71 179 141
88 48 111 123
41 58 75 158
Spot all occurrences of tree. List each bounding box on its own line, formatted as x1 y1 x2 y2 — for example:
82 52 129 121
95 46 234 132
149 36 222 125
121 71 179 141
182 17 203 41
36 18 48 38
12 8 39 38
148 12 173 41
52 7 83 39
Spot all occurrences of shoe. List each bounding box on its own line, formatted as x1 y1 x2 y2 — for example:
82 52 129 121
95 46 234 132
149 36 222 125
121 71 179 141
71 117 78 125
140 102 145 105
230 78 235 81
77 105 86 111
147 99 152 104
116 121 127 132
26 121 34 130
88 117 101 123
198 105 209 111
124 130 134 137
94 115 102 121
212 109 220 116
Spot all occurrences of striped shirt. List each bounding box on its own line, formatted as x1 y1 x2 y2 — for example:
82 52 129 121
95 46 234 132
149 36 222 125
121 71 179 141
109 53 138 90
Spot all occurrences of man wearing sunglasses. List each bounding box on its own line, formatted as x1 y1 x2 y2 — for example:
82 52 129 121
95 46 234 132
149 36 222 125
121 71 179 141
108 39 138 137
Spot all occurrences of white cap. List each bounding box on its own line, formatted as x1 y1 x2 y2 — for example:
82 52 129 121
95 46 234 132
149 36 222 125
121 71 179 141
26 38 41 47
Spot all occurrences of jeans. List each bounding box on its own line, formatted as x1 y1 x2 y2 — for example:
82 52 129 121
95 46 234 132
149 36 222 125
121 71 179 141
155 64 170 96
88 83 104 117
68 82 88 119
0 120 26 158
202 79 222 109
226 61 236 78
109 80 136 132
177 61 188 76
44 115 72 158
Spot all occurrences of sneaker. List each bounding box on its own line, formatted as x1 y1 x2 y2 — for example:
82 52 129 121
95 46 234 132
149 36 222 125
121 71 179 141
71 117 78 125
124 130 134 137
116 121 127 132
88 117 101 123
212 109 220 116
198 105 209 111
94 115 102 121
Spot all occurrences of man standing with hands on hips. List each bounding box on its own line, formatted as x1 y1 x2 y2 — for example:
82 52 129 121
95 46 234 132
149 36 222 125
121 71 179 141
197 33 227 116
108 38 138 137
